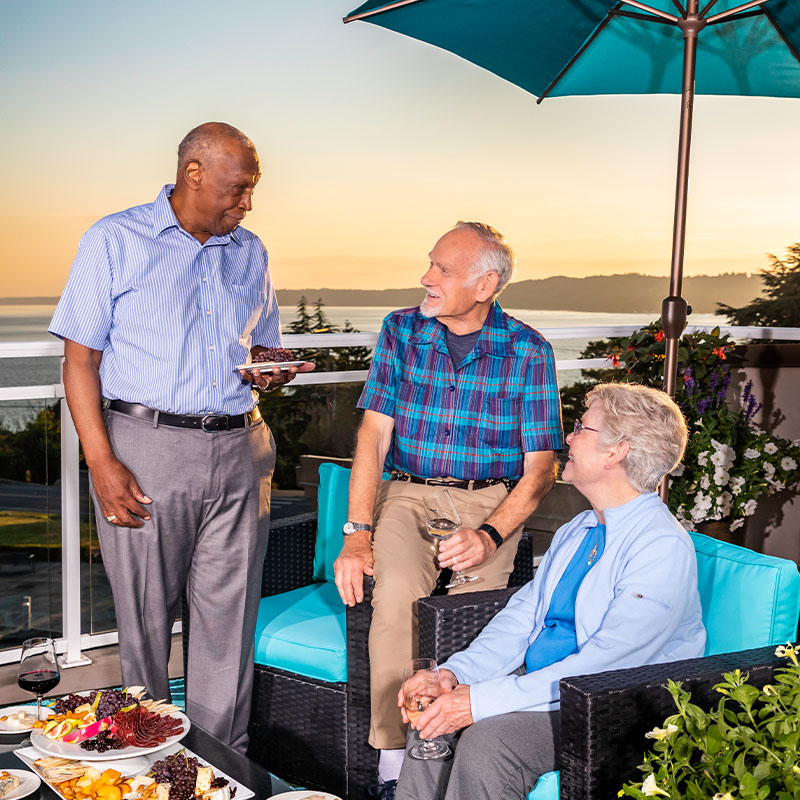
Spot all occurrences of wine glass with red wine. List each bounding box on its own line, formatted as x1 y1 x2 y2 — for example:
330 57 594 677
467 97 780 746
18 638 60 721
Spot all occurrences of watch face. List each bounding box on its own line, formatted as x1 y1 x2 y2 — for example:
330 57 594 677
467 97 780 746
343 522 370 535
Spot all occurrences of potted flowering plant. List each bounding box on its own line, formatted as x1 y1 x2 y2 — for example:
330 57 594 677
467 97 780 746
620 644 800 799
607 322 800 535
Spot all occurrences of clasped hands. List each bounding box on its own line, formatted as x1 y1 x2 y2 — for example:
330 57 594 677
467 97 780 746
397 668 474 738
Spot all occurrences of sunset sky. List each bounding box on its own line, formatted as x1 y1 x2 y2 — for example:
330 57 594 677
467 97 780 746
2 0 799 297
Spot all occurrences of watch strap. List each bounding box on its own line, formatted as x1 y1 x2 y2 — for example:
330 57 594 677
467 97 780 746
478 523 503 549
343 521 372 536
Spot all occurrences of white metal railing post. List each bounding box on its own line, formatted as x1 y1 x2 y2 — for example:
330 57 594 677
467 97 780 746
59 383 91 667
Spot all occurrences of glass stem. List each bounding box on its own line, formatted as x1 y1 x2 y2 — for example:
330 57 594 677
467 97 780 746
37 694 42 722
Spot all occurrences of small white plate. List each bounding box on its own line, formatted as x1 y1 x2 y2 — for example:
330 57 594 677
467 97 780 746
1 768 41 800
267 792 342 800
235 361 307 372
0 705 54 734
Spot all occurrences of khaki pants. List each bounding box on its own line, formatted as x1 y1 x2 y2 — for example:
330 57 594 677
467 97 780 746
368 480 522 750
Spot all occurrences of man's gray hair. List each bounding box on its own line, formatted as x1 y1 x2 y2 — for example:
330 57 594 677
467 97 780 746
455 221 515 293
585 383 688 494
177 122 254 169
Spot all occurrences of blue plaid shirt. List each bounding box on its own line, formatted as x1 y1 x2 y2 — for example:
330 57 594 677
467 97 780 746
358 303 563 480
49 185 282 416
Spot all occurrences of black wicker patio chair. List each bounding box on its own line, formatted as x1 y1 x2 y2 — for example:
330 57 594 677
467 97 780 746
241 511 537 800
418 589 790 799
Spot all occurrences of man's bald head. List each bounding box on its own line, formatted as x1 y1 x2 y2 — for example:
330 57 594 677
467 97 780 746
177 122 257 174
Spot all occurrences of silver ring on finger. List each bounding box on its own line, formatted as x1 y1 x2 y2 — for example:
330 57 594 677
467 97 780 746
105 514 117 522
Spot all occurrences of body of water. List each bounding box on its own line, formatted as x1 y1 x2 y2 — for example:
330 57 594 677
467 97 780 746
0 303 725 428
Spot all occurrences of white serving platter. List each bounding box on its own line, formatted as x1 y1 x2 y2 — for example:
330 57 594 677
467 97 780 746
267 792 342 800
15 742 254 800
28 712 190 761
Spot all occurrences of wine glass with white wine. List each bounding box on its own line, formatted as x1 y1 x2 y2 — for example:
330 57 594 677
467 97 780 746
401 658 452 760
422 489 479 588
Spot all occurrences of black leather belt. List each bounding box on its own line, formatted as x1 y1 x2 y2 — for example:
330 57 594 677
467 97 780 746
389 470 518 493
108 400 261 432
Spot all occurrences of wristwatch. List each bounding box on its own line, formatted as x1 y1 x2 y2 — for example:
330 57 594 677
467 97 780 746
343 521 373 536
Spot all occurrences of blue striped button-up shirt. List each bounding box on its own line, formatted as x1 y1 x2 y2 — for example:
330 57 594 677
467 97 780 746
358 303 563 480
49 185 282 415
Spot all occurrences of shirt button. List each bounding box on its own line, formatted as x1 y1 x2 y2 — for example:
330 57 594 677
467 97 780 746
212 381 217 387
209 345 215 351
206 310 211 316
444 429 450 436
449 385 456 392
202 277 208 282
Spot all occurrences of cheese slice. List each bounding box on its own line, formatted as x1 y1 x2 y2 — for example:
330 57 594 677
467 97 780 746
0 773 20 800
194 767 213 796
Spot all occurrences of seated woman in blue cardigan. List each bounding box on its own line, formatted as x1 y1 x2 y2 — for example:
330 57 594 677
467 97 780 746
395 382 706 800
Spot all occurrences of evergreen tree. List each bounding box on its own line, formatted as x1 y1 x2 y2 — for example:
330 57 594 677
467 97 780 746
717 243 800 326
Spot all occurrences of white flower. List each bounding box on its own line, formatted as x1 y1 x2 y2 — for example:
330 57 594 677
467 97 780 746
744 499 758 516
713 794 735 800
730 518 745 531
781 457 797 471
697 451 709 466
641 774 670 797
699 475 710 491
713 468 730 487
716 492 733 516
710 450 726 467
763 461 775 476
729 476 745 496
644 724 679 740
744 448 760 459
765 442 778 455
710 444 735 468
769 480 785 492
671 463 685 477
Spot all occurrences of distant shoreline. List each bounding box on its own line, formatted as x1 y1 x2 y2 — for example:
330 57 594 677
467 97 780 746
3 271 761 315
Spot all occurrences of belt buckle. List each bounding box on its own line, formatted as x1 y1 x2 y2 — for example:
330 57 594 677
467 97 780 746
201 414 228 432
426 478 449 487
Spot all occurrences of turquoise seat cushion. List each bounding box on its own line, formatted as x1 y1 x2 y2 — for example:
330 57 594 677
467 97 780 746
528 770 559 800
690 532 800 655
312 462 390 582
254 583 346 683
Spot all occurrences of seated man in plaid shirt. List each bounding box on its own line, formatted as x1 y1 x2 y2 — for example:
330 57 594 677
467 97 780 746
333 221 563 797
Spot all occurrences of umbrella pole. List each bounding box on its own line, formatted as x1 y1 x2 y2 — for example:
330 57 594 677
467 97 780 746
660 3 704 501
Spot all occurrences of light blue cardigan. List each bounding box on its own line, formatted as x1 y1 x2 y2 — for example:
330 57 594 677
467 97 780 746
443 492 706 722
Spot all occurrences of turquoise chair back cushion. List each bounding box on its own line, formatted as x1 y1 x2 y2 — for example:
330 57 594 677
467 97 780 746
527 533 800 800
690 532 800 655
312 463 389 582
312 463 352 582
254 583 346 682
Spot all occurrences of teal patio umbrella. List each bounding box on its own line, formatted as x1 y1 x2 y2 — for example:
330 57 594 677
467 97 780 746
343 0 800 401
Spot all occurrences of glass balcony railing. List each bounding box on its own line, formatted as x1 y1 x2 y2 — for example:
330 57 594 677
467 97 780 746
1 323 798 665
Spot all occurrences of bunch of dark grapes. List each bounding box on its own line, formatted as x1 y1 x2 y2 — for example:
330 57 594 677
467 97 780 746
150 754 199 800
96 689 137 718
54 693 90 713
80 730 124 753
253 347 293 363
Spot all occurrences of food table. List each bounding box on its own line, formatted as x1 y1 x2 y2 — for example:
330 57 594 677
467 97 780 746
0 722 275 800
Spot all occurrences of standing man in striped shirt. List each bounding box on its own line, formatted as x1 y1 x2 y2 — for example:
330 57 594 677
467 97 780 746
49 122 313 753
333 222 563 796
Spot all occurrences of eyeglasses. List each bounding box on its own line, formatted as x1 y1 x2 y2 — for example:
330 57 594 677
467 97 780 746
573 418 600 435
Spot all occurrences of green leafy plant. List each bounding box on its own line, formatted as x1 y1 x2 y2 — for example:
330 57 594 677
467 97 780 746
620 644 800 799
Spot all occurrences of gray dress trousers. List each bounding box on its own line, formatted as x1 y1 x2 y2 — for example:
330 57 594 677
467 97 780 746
93 409 275 753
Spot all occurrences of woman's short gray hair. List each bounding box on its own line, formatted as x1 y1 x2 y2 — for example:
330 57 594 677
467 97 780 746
585 383 688 493
455 221 515 294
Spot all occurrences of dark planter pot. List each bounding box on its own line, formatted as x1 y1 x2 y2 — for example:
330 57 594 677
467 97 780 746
696 518 748 548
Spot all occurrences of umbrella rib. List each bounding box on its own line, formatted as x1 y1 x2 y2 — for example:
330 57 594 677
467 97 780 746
706 0 768 23
537 10 618 103
343 0 427 24
707 8 764 25
699 0 721 17
762 3 800 65
618 0 679 22
610 8 676 25
670 0 687 15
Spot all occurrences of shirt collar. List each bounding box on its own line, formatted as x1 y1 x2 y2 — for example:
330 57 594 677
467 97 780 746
151 184 242 246
410 302 513 358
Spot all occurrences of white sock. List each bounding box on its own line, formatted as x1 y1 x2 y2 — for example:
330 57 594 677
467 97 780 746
378 748 405 783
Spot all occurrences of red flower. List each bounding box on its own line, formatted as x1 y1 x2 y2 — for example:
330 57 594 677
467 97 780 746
627 345 635 352
655 330 665 342
712 347 727 360
610 354 621 367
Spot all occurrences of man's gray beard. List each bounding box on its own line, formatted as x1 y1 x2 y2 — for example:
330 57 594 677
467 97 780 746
419 297 439 319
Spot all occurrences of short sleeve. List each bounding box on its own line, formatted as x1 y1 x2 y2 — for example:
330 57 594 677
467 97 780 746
48 225 114 350
357 317 398 417
520 339 564 452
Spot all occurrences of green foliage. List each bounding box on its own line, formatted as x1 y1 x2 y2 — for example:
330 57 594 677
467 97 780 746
0 404 62 484
260 297 372 487
718 244 800 327
621 645 800 799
